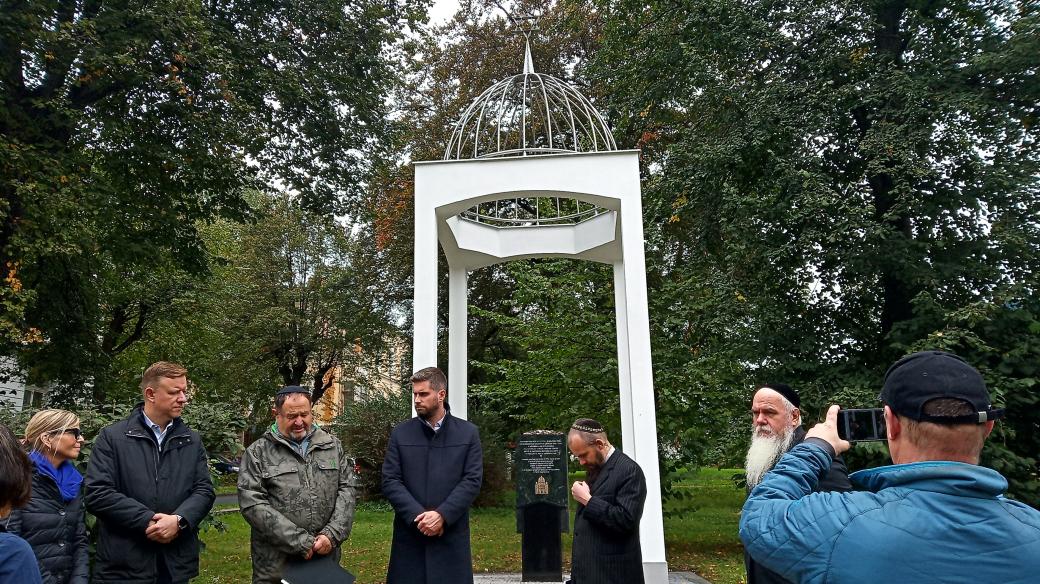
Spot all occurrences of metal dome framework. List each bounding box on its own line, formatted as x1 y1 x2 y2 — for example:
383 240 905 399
445 44 617 161
446 43 616 227
444 73 617 159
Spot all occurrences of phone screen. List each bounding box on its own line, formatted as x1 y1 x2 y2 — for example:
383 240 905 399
837 408 886 442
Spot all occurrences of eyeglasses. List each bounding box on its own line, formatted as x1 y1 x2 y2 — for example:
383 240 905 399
62 428 83 439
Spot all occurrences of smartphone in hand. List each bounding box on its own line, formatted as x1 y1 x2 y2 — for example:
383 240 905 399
836 408 886 442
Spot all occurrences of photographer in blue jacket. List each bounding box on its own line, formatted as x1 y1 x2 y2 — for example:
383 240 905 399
739 350 1040 584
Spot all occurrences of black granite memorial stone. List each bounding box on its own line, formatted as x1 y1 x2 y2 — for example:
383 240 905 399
515 431 568 582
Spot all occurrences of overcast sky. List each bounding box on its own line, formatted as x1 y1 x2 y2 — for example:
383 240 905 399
429 0 461 25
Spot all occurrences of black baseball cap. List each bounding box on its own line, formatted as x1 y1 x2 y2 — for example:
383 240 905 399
880 351 1004 424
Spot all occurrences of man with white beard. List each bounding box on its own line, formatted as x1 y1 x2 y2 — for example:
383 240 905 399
743 383 851 584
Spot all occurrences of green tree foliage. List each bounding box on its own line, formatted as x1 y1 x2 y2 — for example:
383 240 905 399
204 193 399 405
586 0 1039 497
108 191 401 420
469 260 620 434
1 0 426 389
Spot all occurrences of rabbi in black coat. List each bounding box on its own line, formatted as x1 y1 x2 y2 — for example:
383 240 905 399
567 418 647 584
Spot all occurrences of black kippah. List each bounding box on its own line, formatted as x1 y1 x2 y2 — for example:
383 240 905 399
571 418 604 433
759 383 800 408
276 385 311 398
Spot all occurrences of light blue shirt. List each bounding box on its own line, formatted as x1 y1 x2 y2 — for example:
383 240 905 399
141 411 174 446
424 411 446 433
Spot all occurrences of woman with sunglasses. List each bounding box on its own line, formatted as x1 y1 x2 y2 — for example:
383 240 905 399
8 410 88 584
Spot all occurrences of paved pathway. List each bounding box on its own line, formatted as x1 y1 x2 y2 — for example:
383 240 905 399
473 573 710 583
214 493 238 506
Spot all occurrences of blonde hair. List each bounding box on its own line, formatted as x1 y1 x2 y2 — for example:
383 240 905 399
140 361 188 392
24 409 80 453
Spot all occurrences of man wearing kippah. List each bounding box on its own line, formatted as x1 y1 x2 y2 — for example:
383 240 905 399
566 418 646 584
740 351 1040 583
744 383 850 584
237 386 358 583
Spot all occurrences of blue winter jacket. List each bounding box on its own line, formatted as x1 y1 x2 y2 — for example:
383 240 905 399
739 440 1040 584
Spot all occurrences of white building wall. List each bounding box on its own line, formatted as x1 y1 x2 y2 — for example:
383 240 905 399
0 356 46 412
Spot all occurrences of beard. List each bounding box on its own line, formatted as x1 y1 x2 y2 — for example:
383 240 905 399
744 425 796 489
417 403 442 422
584 449 608 485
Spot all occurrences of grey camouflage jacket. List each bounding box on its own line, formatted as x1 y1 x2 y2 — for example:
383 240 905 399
238 424 358 584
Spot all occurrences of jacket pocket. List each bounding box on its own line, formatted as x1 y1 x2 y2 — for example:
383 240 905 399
95 525 152 578
261 463 302 501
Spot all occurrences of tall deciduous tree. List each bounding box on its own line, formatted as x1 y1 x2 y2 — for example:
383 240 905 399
589 0 1039 493
110 191 401 418
1 0 425 389
214 193 399 405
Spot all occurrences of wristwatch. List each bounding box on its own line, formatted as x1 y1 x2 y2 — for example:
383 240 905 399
176 515 189 531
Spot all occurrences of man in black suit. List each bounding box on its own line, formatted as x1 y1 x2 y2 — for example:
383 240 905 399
567 418 646 584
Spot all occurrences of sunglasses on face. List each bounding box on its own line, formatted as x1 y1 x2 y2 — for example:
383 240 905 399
60 428 83 439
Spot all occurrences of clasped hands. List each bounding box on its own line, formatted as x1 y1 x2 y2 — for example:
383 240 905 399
415 510 444 537
303 534 334 560
145 513 180 544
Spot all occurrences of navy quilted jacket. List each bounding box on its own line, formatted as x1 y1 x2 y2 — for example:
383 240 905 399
7 464 89 584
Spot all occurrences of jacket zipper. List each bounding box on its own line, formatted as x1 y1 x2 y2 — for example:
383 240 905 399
126 428 191 488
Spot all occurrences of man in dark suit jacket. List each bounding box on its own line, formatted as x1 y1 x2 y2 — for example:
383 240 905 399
381 367 483 584
567 418 646 584
744 383 852 584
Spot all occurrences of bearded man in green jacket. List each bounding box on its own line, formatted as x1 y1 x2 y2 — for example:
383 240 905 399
238 386 358 584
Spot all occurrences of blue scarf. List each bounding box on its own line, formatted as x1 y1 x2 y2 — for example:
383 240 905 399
29 450 83 503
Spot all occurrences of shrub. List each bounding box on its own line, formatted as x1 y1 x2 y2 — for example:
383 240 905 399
329 388 410 500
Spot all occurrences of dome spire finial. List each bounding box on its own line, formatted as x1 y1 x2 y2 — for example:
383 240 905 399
523 37 534 74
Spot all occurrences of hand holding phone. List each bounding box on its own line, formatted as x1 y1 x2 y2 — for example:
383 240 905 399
836 408 887 442
805 405 851 455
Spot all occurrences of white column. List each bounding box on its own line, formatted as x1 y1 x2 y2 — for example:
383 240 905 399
613 262 636 456
617 198 669 584
412 199 439 417
448 265 468 420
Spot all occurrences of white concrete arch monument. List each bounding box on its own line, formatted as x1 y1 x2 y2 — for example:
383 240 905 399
412 42 668 582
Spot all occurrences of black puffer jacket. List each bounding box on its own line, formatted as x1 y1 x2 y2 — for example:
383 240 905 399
84 406 215 584
7 464 89 584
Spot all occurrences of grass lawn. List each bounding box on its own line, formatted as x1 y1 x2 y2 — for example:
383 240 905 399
197 468 747 584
